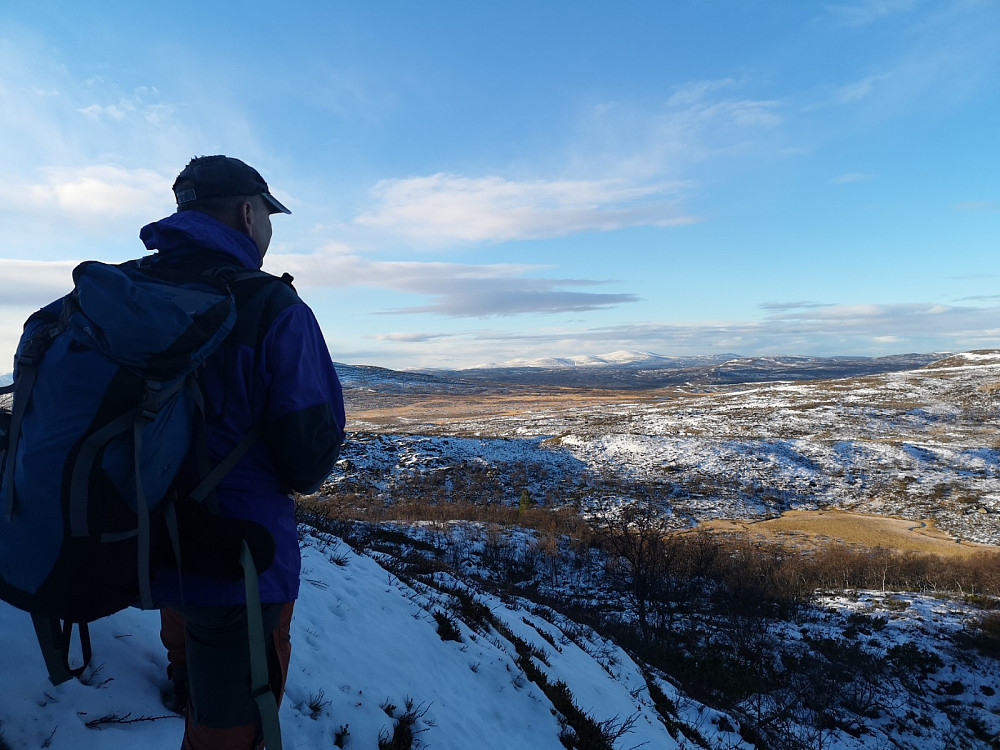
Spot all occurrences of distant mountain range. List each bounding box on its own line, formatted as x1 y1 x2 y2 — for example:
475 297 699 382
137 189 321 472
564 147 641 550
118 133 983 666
403 351 952 390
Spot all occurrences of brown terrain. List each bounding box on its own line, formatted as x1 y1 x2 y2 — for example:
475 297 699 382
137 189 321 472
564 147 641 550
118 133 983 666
699 509 1000 558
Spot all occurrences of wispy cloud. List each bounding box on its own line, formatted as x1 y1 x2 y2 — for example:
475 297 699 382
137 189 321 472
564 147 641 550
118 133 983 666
824 0 921 28
831 75 891 104
353 174 699 245
372 331 448 343
268 249 638 316
387 285 638 317
831 172 876 184
955 201 1000 213
759 301 834 312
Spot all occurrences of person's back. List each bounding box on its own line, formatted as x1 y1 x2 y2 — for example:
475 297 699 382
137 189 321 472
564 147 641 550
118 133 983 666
145 155 345 749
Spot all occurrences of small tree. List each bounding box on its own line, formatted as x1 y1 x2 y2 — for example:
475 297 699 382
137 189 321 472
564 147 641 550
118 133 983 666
518 488 534 514
593 498 673 641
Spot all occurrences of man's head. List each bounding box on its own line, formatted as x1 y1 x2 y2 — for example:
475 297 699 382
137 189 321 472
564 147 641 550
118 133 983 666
173 155 290 257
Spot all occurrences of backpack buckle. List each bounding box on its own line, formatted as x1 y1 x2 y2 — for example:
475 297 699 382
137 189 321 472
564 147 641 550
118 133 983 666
139 382 164 422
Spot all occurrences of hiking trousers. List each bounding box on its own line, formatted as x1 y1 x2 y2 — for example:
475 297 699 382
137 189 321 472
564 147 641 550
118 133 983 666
160 602 294 750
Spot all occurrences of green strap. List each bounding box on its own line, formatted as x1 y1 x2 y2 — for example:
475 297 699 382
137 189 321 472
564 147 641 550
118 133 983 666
189 423 262 505
239 540 282 750
30 614 91 686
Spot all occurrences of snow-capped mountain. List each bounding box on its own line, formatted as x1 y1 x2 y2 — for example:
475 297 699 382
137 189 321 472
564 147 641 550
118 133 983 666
468 350 730 369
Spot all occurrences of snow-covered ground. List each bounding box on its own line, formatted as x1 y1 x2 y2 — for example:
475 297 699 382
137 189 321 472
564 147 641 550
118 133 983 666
2 523 997 750
0 531 748 750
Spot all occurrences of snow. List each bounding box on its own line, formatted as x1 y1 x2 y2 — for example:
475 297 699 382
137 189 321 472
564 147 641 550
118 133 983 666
0 531 742 750
470 350 671 369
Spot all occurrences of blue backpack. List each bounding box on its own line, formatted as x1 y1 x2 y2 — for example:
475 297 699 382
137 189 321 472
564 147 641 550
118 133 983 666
0 257 277 685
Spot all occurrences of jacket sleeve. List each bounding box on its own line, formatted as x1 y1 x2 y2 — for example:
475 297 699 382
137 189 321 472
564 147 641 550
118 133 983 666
259 301 346 494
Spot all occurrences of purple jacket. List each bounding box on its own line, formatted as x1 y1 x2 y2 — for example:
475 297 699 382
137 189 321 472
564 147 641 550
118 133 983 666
143 211 345 605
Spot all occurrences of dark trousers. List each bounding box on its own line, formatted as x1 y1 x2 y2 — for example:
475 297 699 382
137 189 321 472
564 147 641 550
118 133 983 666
160 602 294 750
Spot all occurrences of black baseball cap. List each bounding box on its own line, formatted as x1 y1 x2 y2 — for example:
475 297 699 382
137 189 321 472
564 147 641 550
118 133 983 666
172 155 291 214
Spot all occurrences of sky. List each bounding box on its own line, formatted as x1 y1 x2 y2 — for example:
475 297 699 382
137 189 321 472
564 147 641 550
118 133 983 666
1 0 999 370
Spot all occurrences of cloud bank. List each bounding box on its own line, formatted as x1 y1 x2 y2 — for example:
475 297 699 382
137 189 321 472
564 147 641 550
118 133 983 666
357 301 1000 369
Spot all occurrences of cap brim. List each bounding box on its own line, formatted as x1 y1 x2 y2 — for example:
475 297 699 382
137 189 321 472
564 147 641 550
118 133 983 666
262 191 292 215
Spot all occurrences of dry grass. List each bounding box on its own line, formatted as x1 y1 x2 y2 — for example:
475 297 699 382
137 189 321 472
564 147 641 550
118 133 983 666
700 510 1000 559
345 386 681 430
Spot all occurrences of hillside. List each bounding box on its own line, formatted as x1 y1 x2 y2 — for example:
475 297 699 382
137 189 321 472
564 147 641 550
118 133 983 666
0 529 756 750
1 521 998 750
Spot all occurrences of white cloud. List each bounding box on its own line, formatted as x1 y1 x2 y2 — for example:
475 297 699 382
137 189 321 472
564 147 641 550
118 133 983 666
0 260 80 363
0 165 169 229
0 259 77 305
354 173 699 245
831 172 876 184
266 248 638 316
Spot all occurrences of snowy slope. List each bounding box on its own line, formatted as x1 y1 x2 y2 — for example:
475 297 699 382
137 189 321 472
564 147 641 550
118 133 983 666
0 531 744 750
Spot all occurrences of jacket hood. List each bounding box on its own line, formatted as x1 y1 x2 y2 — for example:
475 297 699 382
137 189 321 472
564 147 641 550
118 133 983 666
139 211 263 270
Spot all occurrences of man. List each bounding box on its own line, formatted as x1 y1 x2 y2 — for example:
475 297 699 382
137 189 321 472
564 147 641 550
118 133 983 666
143 155 345 749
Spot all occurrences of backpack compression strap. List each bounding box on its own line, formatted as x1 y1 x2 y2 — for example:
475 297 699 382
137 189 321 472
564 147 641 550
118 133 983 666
31 614 91 686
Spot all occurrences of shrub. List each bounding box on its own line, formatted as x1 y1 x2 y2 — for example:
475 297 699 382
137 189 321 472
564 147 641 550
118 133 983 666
377 699 428 750
432 610 462 642
886 642 944 674
306 689 331 719
961 612 1000 657
334 724 350 748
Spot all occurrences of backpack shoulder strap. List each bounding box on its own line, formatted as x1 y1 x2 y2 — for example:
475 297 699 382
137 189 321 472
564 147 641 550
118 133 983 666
185 268 296 509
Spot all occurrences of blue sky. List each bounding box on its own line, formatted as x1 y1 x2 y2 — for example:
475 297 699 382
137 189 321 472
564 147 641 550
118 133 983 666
1 0 998 370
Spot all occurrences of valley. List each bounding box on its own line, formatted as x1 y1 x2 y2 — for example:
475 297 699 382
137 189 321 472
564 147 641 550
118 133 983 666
337 350 1000 549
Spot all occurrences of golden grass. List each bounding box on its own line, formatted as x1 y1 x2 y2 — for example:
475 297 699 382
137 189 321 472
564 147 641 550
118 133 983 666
345 387 677 429
700 510 1000 559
